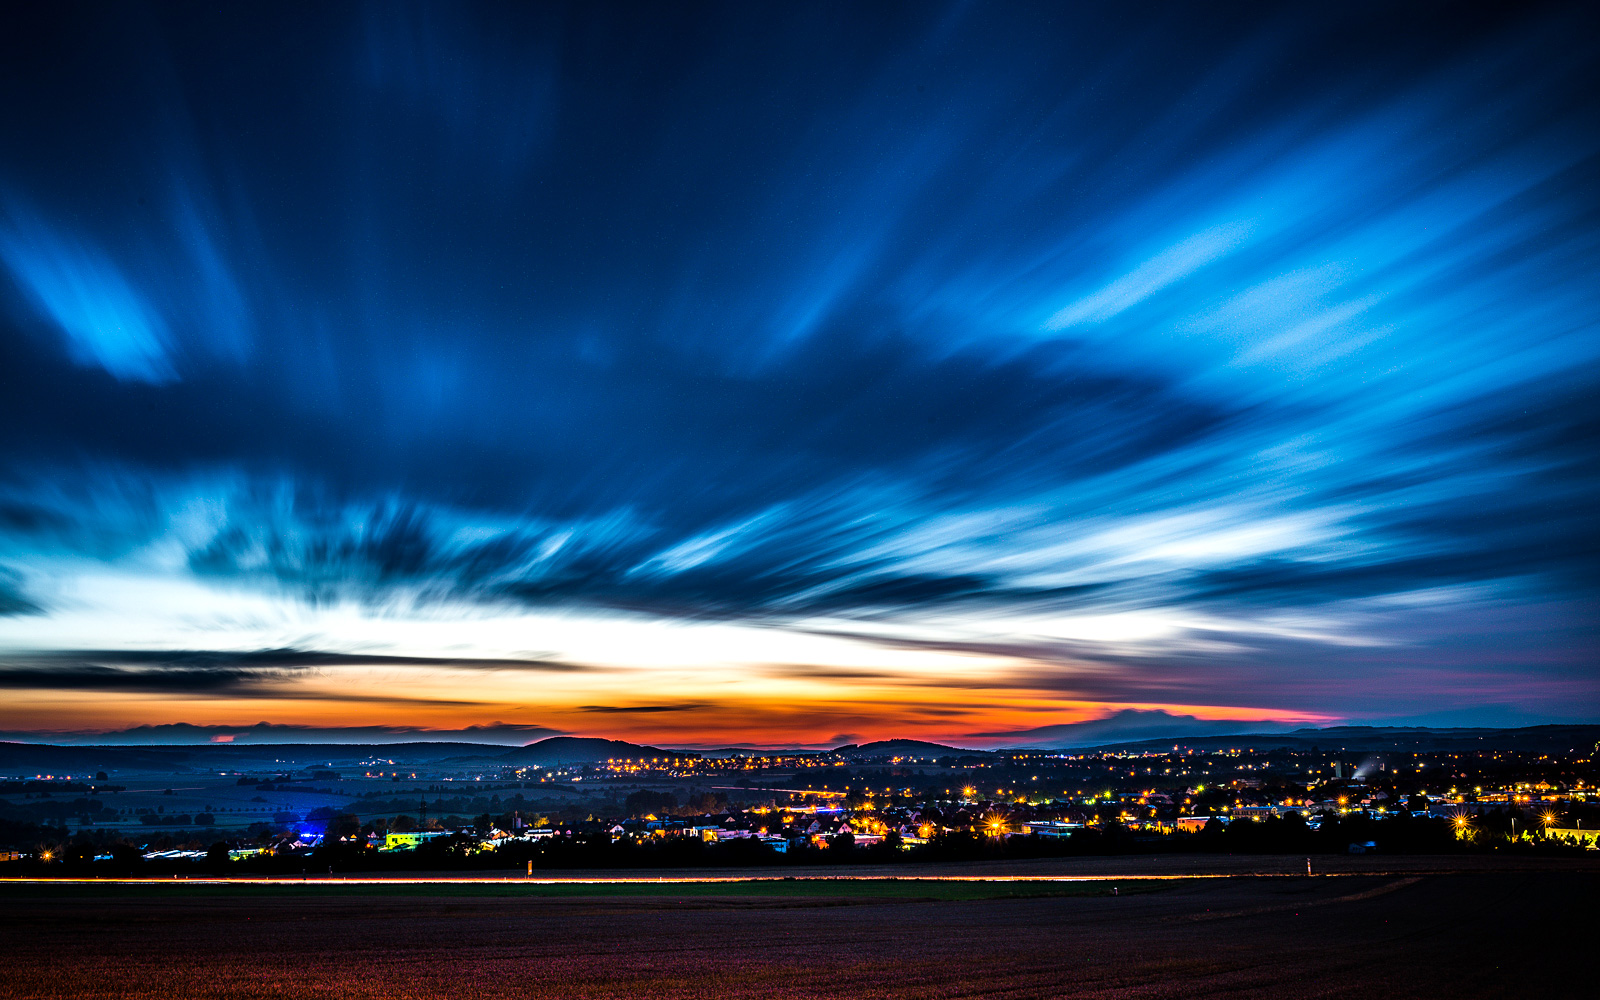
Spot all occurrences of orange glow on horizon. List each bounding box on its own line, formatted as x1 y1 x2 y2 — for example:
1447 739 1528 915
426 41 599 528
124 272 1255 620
0 683 1334 747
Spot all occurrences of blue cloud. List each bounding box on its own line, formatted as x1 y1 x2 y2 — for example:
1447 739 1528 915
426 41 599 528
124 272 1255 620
0 2 1596 723
0 205 174 382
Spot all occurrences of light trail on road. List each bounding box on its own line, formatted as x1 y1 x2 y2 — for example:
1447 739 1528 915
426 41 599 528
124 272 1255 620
2 872 1395 887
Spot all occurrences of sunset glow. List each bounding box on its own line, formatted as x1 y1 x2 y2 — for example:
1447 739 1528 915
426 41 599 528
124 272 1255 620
0 2 1596 747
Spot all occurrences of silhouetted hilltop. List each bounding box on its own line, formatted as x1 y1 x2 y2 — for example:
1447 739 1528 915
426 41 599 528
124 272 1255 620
832 739 988 759
498 737 693 767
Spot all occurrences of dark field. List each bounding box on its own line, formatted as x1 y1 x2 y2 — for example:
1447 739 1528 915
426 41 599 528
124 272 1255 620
2 860 1594 999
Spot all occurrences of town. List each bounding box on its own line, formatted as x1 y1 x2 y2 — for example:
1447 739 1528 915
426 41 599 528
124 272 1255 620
4 732 1597 870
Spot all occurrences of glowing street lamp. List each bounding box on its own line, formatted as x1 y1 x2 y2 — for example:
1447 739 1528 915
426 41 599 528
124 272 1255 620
982 810 1008 837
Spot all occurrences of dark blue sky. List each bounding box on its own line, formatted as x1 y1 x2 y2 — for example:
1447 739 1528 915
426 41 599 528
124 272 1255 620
0 2 1596 745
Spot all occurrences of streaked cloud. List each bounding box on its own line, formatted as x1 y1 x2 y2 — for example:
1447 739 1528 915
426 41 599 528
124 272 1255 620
0 647 589 701
0 2 1595 742
0 204 174 382
1044 221 1256 329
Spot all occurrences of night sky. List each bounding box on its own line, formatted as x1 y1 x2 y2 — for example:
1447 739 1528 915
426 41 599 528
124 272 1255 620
0 2 1596 746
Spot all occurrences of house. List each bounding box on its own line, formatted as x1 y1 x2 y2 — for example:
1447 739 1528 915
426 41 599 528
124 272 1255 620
382 831 449 851
1019 820 1082 838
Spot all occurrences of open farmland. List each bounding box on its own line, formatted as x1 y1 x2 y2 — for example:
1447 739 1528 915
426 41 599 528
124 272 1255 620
2 863 1594 999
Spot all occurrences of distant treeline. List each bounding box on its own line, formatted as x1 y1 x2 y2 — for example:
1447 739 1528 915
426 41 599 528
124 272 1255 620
0 796 119 825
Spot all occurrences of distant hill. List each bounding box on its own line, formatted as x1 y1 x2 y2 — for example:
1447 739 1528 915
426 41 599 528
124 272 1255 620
980 712 1598 754
0 736 696 774
831 739 989 759
984 709 1295 749
4 724 1592 775
680 747 818 759
497 737 693 767
0 741 509 775
1049 724 1600 756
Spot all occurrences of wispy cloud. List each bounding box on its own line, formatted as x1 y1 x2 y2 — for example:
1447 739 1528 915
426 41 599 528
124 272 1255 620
578 703 708 714
0 646 592 696
0 203 175 383
0 3 1595 738
1044 221 1256 329
0 720 563 746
